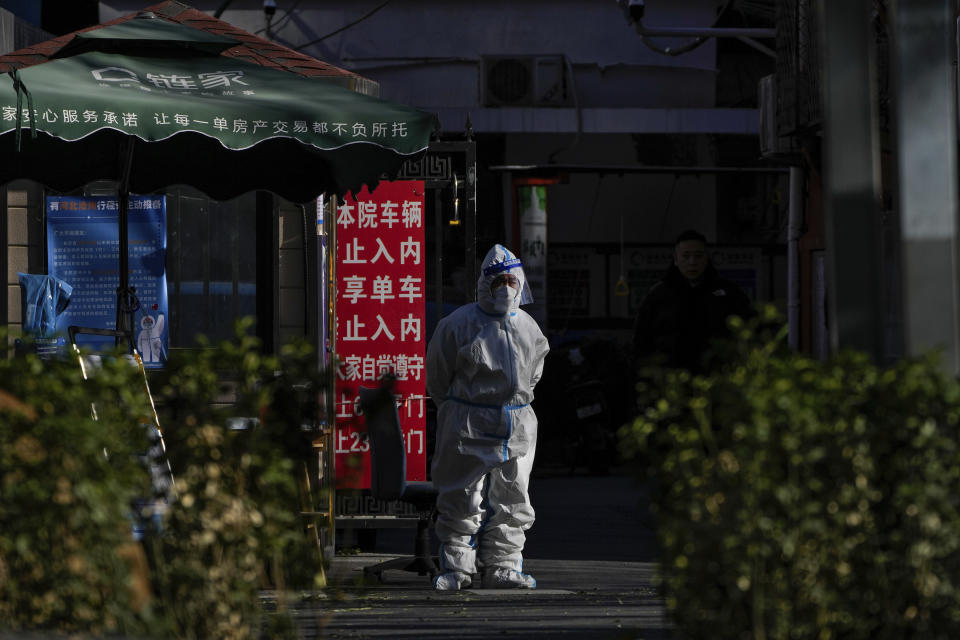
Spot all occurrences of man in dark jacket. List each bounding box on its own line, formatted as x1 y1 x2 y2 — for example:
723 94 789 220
633 229 753 372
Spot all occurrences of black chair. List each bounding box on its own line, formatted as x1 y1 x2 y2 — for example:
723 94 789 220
357 383 439 582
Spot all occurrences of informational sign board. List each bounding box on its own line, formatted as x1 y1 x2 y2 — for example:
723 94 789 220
517 184 548 327
334 181 427 489
46 195 168 367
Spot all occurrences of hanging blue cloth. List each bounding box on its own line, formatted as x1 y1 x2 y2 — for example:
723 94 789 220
18 272 72 338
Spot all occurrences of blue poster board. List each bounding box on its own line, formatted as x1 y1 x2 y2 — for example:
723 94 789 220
46 195 168 368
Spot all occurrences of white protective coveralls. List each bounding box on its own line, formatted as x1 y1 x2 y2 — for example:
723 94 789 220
426 245 549 580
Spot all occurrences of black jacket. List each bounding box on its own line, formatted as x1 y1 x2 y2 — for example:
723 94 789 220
632 264 753 372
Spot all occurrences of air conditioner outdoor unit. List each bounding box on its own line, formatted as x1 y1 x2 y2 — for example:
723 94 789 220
480 55 571 107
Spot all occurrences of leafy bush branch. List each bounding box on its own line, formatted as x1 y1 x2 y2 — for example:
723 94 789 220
622 306 960 639
0 320 326 638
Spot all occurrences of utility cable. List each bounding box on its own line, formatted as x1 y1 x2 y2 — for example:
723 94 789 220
637 0 735 57
213 0 235 18
293 0 393 51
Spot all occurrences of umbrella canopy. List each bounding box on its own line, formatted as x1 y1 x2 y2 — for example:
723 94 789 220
0 7 438 337
51 10 242 56
0 13 438 202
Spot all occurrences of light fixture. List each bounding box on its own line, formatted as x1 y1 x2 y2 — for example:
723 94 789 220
449 174 461 226
264 0 277 38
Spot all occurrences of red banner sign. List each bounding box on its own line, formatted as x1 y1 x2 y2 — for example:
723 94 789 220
334 181 427 488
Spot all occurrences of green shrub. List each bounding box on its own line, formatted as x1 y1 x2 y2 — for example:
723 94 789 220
0 321 326 638
0 341 157 635
621 306 960 640
148 322 326 639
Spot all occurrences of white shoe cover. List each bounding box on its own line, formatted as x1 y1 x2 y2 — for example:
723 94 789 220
434 571 472 591
480 567 537 589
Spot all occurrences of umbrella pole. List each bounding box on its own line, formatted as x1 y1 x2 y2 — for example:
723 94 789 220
116 139 136 349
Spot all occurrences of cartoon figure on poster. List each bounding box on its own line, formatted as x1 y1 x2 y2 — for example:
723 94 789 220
138 310 166 363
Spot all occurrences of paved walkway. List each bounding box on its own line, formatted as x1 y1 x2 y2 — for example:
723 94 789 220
283 472 673 639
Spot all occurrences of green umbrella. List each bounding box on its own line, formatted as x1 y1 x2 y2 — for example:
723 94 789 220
0 11 438 335
0 16 438 202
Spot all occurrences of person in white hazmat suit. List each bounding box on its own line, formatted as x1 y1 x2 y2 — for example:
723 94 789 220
426 244 549 591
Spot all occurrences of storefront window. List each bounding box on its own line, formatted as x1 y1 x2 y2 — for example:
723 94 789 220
166 186 257 346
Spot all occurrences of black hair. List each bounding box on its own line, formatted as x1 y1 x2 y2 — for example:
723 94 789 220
674 229 707 247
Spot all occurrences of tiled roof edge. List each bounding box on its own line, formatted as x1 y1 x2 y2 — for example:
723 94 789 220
0 0 370 84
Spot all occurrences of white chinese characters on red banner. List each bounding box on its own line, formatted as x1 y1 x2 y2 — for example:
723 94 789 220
335 181 427 488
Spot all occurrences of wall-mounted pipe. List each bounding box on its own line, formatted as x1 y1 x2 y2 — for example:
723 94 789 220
489 164 789 176
633 25 775 38
787 166 803 350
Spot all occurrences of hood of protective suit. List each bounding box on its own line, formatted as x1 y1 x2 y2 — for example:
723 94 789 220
476 244 533 314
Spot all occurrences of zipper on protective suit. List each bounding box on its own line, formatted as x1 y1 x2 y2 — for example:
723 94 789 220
502 312 518 462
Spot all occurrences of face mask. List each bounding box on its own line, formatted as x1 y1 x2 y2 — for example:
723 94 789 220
492 286 516 313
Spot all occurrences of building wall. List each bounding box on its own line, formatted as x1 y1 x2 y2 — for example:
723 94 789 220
99 1 746 133
5 181 44 340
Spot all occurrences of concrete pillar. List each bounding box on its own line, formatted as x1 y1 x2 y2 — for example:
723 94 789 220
891 0 960 373
818 0 885 359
